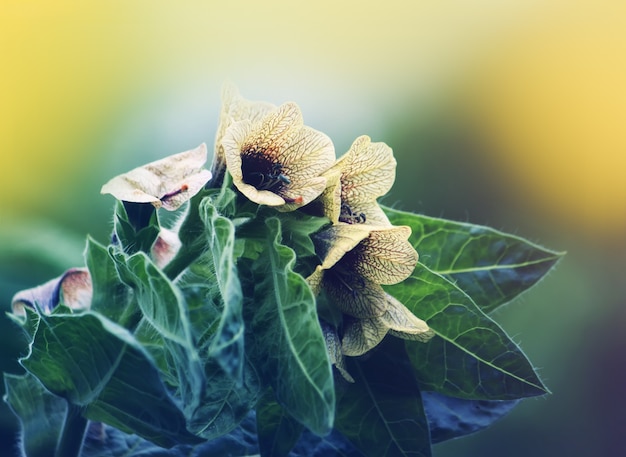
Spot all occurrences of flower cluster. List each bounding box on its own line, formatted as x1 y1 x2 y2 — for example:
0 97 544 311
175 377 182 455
212 86 433 373
16 85 433 378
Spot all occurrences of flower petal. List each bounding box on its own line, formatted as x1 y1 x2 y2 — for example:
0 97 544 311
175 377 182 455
212 84 277 180
341 315 389 357
312 223 372 270
337 135 396 206
101 143 211 211
321 321 354 382
338 225 418 285
323 273 388 318
12 268 92 316
381 294 434 342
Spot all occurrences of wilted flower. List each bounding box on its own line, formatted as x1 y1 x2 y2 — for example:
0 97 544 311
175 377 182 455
221 102 335 211
211 85 277 185
12 268 92 316
319 135 396 225
101 143 212 211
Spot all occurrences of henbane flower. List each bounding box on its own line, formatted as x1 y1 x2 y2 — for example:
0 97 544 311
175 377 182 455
319 135 396 225
221 102 335 211
308 223 433 357
309 223 418 318
100 143 212 211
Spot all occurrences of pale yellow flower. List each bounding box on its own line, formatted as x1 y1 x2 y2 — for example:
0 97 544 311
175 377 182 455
221 102 335 211
308 222 432 356
319 135 396 225
100 143 211 211
309 223 418 318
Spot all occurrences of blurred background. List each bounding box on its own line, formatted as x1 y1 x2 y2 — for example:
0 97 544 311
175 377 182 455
1 1 624 455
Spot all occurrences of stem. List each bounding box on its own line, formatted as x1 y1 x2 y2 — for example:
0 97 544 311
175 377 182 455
55 402 88 457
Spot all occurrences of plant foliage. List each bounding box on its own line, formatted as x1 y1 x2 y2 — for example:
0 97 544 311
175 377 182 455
3 88 563 457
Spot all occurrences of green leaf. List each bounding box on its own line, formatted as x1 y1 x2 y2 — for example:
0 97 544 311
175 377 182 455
245 217 335 436
85 237 137 327
4 372 66 457
256 391 303 457
163 187 236 280
112 250 194 349
19 311 200 447
169 220 260 441
386 264 548 399
382 206 564 313
335 339 431 457
275 210 330 259
199 199 245 382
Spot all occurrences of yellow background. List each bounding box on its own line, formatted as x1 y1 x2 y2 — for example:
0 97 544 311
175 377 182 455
2 0 625 237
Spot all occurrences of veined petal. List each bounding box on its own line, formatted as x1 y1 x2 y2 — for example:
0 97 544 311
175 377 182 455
212 84 276 181
335 225 418 285
323 273 388 318
321 135 396 225
381 294 434 342
321 321 354 382
100 143 211 211
336 135 396 204
312 223 372 270
341 315 389 357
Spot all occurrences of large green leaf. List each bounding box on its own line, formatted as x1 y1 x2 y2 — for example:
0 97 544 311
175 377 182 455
199 199 245 382
4 372 66 457
382 206 564 313
387 264 548 399
335 339 431 457
19 310 199 447
245 217 335 436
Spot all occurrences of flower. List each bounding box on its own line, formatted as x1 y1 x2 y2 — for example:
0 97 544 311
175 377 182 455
100 143 212 211
308 223 433 356
221 102 335 211
12 268 92 316
309 224 418 318
211 84 277 185
319 135 396 225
